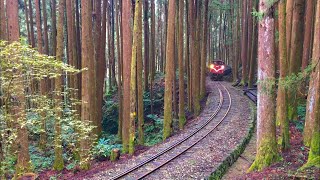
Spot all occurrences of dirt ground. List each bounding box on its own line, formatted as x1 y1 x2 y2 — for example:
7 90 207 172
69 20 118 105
223 121 320 180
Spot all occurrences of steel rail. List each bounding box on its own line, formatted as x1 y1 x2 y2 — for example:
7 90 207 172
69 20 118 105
136 83 232 179
109 83 226 180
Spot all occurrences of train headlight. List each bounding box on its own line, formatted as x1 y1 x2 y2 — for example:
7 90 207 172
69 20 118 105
210 64 214 69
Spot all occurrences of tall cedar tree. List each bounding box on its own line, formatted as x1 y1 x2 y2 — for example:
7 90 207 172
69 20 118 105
80 0 95 169
93 0 102 135
302 0 315 69
122 0 132 153
163 0 175 140
0 0 7 40
24 0 31 44
200 0 209 98
190 1 200 115
52 0 65 171
150 0 155 114
43 0 49 55
304 0 320 147
6 0 33 176
35 0 43 53
288 0 305 121
129 0 143 154
240 0 248 86
276 0 290 150
51 0 57 56
286 0 293 63
249 0 279 171
303 0 320 168
144 0 149 91
36 0 48 150
178 0 186 129
28 0 35 48
116 0 123 140
137 0 144 145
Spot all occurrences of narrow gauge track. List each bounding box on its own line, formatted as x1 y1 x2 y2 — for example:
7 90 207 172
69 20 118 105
109 83 232 180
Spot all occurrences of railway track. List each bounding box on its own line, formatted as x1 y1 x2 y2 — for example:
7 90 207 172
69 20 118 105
243 88 257 103
109 83 232 180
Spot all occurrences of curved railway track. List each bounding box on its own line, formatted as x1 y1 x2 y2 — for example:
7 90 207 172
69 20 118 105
109 83 232 180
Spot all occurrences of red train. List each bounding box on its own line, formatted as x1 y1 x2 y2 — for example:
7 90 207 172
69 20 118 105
209 60 231 81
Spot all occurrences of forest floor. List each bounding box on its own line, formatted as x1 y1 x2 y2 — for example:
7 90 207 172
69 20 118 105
223 114 320 179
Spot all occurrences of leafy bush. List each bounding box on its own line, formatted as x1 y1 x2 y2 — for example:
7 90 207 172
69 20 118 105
295 104 306 132
144 114 163 146
92 137 122 160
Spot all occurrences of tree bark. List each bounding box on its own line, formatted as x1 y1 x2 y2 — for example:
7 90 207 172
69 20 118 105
80 0 95 169
52 0 65 171
116 0 123 141
35 0 43 53
121 0 132 153
288 0 305 121
304 0 320 147
303 0 320 167
7 0 33 176
137 0 144 145
249 0 279 171
42 0 49 55
178 0 185 129
143 0 149 91
240 0 248 86
51 0 56 56
302 0 314 70
0 0 7 40
163 0 175 140
200 0 209 98
276 0 290 150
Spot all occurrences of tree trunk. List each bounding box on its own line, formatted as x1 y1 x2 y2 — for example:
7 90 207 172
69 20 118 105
192 1 200 116
248 0 258 88
137 0 144 145
80 0 95 169
116 0 123 141
276 0 290 150
42 0 49 55
150 0 155 115
286 0 293 64
35 0 43 53
178 0 185 129
0 0 7 40
288 0 305 121
52 0 65 171
240 0 248 86
121 0 132 153
303 0 320 167
163 0 175 140
129 0 142 154
51 0 56 56
93 0 102 136
24 0 31 44
249 0 279 171
200 0 209 98
29 0 36 47
302 0 314 69
304 0 320 147
143 0 149 91
7 0 32 176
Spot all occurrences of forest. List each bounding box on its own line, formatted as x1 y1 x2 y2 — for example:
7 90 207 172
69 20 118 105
0 0 319 179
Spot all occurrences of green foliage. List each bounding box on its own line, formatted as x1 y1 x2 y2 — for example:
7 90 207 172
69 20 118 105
29 145 54 172
144 114 163 146
279 63 315 92
293 104 306 132
91 137 122 160
252 9 264 21
0 41 93 176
